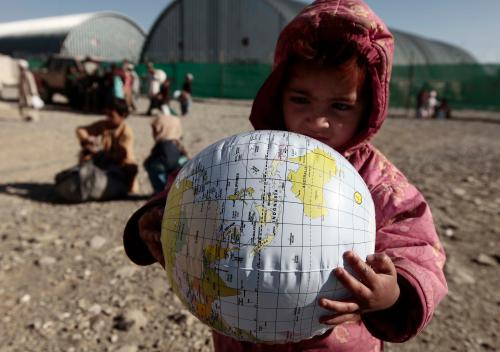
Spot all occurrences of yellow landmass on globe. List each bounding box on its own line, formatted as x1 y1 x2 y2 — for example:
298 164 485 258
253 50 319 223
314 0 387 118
251 234 275 256
255 205 273 224
194 244 239 321
268 159 284 177
162 176 241 331
228 187 255 201
204 244 236 264
288 148 337 219
162 178 194 295
354 191 363 205
195 266 239 321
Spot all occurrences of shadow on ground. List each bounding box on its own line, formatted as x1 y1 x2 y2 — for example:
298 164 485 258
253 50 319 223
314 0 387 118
0 183 150 204
0 182 59 203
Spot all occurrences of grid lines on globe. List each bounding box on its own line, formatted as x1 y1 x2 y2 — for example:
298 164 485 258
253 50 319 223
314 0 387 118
164 130 376 343
254 132 271 340
308 137 326 336
205 145 219 328
275 131 289 341
237 132 251 333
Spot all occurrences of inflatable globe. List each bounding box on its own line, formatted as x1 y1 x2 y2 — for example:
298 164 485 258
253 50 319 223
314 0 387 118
161 130 375 343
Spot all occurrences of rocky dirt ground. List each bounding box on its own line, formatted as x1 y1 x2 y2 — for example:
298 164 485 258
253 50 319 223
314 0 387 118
0 98 499 352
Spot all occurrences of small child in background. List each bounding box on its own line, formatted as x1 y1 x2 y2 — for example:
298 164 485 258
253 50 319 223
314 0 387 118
435 98 452 119
178 73 194 115
123 1 447 351
143 110 188 194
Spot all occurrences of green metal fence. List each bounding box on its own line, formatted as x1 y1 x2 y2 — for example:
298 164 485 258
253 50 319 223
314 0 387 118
135 62 272 99
139 62 500 112
390 64 500 112
27 58 45 70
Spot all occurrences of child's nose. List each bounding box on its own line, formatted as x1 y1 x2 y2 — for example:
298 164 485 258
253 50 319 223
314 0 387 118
308 115 330 129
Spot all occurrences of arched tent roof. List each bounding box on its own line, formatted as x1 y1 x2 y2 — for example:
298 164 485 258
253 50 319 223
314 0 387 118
265 0 309 20
142 0 476 65
0 12 145 62
141 0 309 63
392 30 476 65
265 0 477 64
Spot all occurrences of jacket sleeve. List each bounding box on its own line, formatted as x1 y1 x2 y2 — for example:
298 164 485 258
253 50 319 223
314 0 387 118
123 170 179 266
123 195 166 266
75 120 106 141
361 179 448 342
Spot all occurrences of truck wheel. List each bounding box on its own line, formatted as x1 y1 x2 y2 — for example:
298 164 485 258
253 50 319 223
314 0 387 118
40 84 53 104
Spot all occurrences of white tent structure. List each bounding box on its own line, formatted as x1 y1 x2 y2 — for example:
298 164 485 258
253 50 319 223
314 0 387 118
0 12 145 62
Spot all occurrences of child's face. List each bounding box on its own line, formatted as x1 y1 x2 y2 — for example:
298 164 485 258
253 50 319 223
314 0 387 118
105 109 125 128
282 61 367 150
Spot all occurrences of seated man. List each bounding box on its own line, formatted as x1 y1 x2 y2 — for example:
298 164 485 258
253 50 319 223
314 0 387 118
56 98 138 202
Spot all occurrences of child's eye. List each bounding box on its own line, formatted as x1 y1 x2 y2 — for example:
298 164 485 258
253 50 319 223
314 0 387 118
289 96 309 105
332 103 352 111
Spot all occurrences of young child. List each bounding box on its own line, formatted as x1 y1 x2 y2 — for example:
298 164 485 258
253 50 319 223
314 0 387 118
143 110 188 194
178 73 194 115
123 1 447 351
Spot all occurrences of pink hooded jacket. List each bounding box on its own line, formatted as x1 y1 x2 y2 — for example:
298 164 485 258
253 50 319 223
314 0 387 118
123 1 447 351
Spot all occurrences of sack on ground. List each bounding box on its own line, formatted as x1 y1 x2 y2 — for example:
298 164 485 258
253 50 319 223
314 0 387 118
54 161 129 202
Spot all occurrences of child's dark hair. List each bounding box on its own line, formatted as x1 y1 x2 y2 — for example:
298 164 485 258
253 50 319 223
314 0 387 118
106 98 130 118
290 41 369 96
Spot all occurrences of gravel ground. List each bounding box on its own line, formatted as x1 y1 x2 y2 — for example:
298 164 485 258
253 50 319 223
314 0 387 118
0 98 499 352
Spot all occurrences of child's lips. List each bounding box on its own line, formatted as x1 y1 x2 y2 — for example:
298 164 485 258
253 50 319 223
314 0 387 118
308 134 330 143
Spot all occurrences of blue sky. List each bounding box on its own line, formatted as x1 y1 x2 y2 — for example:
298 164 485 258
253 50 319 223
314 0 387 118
1 0 499 63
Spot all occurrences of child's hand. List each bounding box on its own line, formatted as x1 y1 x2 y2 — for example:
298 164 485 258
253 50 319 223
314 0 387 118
80 136 100 153
138 205 165 267
319 251 400 326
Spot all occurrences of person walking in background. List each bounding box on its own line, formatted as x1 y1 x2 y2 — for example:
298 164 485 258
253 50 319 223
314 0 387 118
146 62 167 116
82 57 101 113
129 63 141 106
143 109 188 194
416 88 429 119
18 60 43 122
178 73 194 116
99 63 126 112
111 63 125 101
123 61 136 112
427 90 439 118
65 65 84 110
158 75 172 115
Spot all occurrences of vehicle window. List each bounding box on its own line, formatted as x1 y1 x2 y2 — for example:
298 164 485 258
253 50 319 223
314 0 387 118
52 60 64 72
